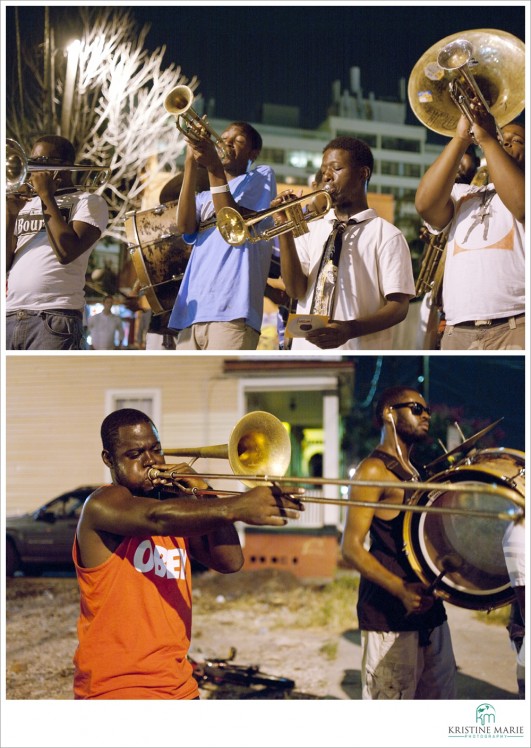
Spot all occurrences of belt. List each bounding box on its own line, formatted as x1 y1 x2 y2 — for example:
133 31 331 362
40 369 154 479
6 308 83 320
454 313 524 328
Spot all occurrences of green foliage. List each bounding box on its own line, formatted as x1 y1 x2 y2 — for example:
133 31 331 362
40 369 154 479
341 403 506 475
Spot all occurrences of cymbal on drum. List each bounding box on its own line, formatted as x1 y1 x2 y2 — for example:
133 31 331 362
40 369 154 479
423 417 504 473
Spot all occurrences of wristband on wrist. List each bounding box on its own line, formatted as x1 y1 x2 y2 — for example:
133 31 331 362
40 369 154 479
210 183 230 194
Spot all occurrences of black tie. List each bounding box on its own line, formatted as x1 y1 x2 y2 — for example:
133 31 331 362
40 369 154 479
327 219 357 265
310 218 357 315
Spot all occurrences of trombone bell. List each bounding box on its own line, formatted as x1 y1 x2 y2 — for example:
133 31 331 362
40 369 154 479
217 189 332 246
162 411 292 487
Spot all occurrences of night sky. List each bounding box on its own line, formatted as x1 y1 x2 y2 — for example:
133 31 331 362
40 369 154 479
6 3 526 138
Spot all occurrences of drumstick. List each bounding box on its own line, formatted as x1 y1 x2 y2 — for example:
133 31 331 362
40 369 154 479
426 553 464 594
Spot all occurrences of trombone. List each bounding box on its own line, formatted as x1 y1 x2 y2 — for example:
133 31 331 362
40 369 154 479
148 411 525 522
6 138 110 196
216 189 332 246
164 85 228 159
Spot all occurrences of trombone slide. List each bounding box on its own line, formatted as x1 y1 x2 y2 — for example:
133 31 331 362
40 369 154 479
146 469 525 521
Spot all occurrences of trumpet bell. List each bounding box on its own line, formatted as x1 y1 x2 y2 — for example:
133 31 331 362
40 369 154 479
164 85 194 116
163 84 228 159
437 39 474 72
408 28 525 137
217 207 251 246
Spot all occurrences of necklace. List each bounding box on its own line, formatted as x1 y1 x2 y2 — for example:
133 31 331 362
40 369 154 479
476 187 495 223
462 187 496 243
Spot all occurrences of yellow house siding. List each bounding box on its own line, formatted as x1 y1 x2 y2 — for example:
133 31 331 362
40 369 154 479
5 355 240 515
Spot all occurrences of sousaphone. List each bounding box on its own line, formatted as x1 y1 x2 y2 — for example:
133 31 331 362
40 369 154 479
408 29 525 137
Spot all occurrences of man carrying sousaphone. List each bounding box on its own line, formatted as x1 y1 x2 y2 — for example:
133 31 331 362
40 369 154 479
415 105 525 351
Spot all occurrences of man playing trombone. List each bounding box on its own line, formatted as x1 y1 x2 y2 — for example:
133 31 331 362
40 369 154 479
341 386 457 699
5 135 109 350
73 408 304 699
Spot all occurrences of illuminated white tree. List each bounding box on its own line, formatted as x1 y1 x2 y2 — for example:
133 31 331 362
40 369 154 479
7 7 199 242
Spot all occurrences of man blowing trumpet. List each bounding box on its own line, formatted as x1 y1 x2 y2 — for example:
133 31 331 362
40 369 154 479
273 136 415 351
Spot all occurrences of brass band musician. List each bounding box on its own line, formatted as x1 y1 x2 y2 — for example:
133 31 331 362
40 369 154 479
6 135 109 350
167 120 276 350
415 109 525 351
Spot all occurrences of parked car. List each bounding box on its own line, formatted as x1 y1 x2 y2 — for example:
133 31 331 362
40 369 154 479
6 486 97 577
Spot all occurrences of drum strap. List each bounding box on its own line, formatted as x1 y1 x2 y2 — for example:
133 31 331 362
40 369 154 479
370 449 419 504
370 449 415 482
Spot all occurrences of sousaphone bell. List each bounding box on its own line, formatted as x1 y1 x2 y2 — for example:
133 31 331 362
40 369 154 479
408 28 525 137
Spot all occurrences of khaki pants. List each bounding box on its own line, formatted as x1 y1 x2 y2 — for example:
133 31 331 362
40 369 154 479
361 622 457 699
176 319 260 351
441 315 525 350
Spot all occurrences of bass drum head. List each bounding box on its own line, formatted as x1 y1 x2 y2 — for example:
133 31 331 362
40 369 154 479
403 453 524 610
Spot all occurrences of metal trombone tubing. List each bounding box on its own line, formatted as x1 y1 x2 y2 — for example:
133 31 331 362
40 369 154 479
172 488 519 522
150 471 525 518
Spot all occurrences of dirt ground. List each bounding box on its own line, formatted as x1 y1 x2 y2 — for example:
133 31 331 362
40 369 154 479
5 565 521 704
5 569 360 701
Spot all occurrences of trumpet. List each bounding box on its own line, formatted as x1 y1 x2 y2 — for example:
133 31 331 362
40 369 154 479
164 85 228 159
6 138 110 195
147 411 524 521
216 189 333 246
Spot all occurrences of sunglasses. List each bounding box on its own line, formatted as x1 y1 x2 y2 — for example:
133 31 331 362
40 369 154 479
390 401 431 417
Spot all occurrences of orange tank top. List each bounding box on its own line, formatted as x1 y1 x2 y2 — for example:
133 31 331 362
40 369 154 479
73 534 199 699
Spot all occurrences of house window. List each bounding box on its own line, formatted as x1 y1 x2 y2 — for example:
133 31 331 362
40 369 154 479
104 389 161 425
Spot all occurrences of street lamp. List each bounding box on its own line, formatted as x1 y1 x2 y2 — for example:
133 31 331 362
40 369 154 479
61 39 80 141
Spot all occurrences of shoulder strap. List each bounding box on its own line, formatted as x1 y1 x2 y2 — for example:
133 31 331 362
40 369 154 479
370 449 413 482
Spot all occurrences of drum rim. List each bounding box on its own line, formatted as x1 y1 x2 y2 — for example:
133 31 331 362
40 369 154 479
402 454 525 610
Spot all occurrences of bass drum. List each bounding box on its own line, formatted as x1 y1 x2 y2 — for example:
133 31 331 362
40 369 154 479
124 201 191 316
403 448 525 611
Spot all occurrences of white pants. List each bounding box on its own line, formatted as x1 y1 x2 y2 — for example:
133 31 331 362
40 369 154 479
361 622 457 699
